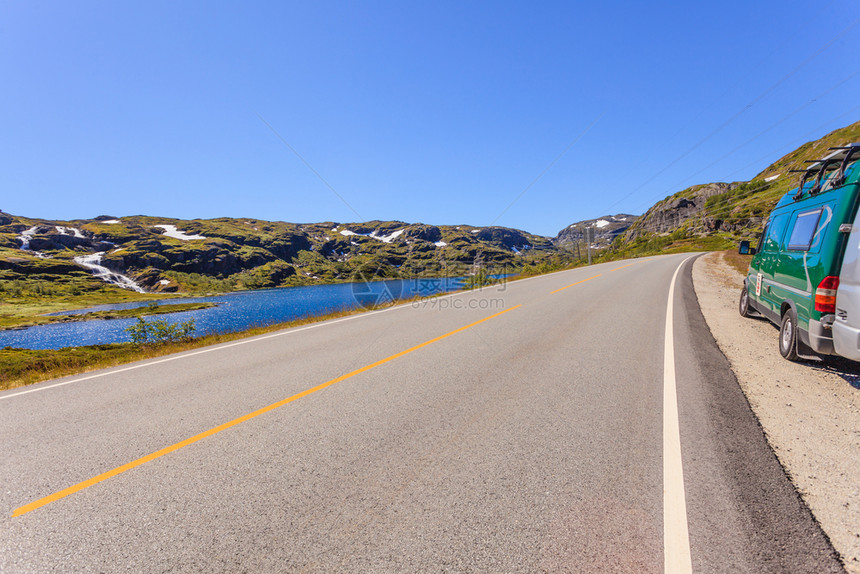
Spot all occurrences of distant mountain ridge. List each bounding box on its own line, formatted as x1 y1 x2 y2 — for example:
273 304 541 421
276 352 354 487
553 214 638 249
0 215 562 294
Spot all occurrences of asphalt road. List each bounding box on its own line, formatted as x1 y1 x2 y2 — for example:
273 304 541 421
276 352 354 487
0 254 844 572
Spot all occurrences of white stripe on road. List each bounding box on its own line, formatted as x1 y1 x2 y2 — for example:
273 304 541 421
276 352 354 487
664 255 695 573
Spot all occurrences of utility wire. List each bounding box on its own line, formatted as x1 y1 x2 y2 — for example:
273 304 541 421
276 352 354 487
592 0 842 212
659 105 860 217
631 107 860 220
634 71 860 212
598 14 860 217
256 112 364 221
721 106 860 182
489 113 604 226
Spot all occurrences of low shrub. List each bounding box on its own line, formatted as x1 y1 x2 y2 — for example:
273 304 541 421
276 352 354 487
126 317 196 346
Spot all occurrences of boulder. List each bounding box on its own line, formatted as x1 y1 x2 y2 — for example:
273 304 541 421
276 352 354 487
404 225 442 243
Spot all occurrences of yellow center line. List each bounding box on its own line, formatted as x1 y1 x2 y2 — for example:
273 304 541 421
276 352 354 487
13 304 522 518
611 262 636 271
550 274 601 294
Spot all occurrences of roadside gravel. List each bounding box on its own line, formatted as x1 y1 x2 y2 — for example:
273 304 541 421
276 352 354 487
693 252 860 573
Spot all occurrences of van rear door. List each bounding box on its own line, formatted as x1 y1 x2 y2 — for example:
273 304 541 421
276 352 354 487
833 210 860 360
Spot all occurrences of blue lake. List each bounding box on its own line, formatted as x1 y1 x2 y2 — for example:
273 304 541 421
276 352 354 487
0 277 469 350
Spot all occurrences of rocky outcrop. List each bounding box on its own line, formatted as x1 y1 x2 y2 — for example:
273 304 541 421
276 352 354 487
475 227 549 251
133 267 179 292
404 225 442 243
701 216 765 234
623 183 733 239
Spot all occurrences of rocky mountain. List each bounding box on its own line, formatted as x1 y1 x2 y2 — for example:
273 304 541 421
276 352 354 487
621 183 735 239
0 214 560 295
554 214 638 249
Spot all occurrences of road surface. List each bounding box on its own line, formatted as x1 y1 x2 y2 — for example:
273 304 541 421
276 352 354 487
0 254 844 572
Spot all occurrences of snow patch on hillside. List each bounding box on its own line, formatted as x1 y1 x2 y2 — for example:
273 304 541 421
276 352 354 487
154 224 207 241
339 228 405 243
372 229 404 243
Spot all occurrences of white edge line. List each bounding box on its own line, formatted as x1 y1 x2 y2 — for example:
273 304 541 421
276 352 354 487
664 254 695 573
0 254 654 401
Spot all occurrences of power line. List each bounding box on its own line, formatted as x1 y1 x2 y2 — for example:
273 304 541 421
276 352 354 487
633 109 860 222
681 106 860 218
721 106 860 182
592 0 842 217
256 113 364 221
598 14 860 217
634 72 860 212
489 113 603 226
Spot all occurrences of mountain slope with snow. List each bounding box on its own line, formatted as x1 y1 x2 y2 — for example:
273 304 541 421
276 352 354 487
553 214 638 250
0 215 559 294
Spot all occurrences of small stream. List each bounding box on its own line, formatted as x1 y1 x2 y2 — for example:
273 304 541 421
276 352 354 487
73 253 146 293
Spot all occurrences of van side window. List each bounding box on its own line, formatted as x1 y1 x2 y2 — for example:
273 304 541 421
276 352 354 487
755 223 769 253
763 213 789 252
787 209 823 251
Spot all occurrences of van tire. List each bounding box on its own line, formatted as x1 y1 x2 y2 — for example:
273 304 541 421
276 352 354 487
739 287 754 318
779 309 799 361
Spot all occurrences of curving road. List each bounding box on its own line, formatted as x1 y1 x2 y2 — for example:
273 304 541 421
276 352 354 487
0 254 844 572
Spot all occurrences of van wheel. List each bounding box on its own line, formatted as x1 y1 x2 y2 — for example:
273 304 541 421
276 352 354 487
739 287 753 318
779 309 799 361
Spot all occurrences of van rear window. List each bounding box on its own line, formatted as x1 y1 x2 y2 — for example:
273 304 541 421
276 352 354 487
787 209 823 251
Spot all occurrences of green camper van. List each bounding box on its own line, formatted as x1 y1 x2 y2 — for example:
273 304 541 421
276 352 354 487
739 143 860 360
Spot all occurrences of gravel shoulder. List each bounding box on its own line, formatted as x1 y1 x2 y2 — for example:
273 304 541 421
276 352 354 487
693 252 860 573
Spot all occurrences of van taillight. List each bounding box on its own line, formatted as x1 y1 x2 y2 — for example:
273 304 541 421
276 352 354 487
815 276 840 313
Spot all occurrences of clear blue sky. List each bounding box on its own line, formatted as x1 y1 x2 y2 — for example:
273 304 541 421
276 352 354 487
2 1 858 236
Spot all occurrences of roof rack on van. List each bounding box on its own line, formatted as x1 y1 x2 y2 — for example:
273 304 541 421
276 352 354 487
827 143 860 188
788 143 860 201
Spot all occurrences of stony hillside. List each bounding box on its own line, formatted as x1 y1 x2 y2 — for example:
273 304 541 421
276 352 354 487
554 214 638 250
623 183 734 238
0 214 562 295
